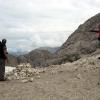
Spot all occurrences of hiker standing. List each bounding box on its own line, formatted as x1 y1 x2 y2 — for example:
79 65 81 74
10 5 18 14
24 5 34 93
0 39 8 81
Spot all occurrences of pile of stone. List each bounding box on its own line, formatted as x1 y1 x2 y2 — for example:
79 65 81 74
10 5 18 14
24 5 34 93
6 63 46 81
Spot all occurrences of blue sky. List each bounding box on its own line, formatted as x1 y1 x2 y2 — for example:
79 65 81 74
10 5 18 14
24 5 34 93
0 0 100 52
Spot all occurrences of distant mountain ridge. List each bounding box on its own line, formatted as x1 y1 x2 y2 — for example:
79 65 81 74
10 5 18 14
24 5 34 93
8 47 59 67
9 47 59 56
9 50 28 56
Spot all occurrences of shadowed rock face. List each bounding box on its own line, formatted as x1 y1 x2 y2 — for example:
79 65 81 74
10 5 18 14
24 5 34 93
37 47 59 54
56 13 100 58
46 13 100 65
17 49 54 67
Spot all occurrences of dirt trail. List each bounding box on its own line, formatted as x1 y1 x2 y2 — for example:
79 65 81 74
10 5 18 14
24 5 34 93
0 55 100 100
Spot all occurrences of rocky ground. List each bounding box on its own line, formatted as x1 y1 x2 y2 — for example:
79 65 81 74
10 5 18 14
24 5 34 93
5 66 16 73
0 55 100 100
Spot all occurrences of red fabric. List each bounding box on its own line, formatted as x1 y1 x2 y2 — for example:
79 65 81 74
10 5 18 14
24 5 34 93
97 31 100 36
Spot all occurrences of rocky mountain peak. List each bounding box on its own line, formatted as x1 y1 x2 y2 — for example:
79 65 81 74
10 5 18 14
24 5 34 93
57 13 100 58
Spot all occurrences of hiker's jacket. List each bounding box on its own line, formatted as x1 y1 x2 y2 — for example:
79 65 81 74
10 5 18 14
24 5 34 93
0 44 8 59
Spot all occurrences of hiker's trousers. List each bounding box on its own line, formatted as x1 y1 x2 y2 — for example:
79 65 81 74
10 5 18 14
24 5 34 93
0 58 5 80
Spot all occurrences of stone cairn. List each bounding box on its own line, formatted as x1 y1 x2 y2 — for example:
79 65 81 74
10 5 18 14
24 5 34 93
6 63 46 82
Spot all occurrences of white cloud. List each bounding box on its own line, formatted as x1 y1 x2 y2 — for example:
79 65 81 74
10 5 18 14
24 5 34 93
0 0 100 52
